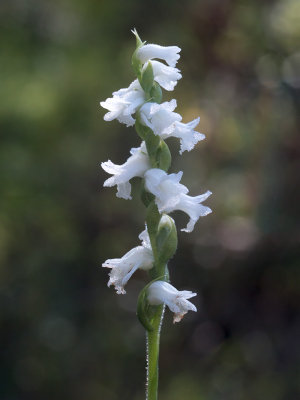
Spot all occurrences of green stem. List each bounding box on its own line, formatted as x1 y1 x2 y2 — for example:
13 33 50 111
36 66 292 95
146 305 164 400
145 201 168 400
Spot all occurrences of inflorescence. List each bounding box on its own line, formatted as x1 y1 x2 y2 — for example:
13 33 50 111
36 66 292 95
100 30 212 324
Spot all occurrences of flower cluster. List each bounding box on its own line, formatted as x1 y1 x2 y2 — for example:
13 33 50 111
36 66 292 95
101 30 211 323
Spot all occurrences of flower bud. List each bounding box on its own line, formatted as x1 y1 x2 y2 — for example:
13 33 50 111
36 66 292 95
156 215 177 264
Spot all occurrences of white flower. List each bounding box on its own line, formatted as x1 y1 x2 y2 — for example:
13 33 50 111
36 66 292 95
139 100 205 153
140 99 181 136
136 43 181 67
144 60 181 91
147 281 197 323
144 168 212 232
102 142 150 200
103 229 153 294
172 118 205 154
100 79 145 127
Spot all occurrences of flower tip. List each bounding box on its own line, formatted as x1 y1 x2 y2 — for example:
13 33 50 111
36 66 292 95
205 207 213 216
173 313 184 323
131 28 145 47
116 287 126 295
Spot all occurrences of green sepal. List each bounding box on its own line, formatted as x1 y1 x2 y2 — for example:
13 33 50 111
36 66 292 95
132 28 143 48
137 284 154 331
146 201 161 238
135 113 154 141
140 179 155 207
156 215 178 264
150 82 162 104
136 276 165 332
131 29 145 78
135 113 161 167
156 140 171 172
145 132 160 164
141 62 154 95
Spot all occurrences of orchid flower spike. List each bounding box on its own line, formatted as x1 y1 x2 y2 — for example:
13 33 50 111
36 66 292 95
144 168 212 232
103 228 153 294
100 31 213 399
139 100 205 153
101 142 150 200
100 79 145 127
147 281 197 323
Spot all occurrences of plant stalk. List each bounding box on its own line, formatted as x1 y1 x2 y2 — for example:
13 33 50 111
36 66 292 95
146 305 164 400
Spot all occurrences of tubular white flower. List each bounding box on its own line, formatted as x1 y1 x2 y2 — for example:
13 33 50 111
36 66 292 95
102 142 150 200
140 101 205 153
136 43 181 67
144 60 182 91
147 281 197 323
140 99 181 136
103 229 153 294
144 168 212 232
100 79 145 127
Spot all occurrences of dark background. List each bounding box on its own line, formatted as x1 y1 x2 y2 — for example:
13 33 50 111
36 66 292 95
1 0 299 399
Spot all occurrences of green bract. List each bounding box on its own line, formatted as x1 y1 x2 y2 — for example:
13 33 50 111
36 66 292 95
141 61 154 95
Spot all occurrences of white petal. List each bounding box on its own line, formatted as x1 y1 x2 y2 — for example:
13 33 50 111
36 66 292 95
116 182 132 200
138 228 152 250
137 44 181 67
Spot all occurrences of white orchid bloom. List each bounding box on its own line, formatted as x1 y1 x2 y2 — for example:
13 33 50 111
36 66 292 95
144 168 212 232
140 100 204 153
171 118 205 154
144 60 181 91
140 99 181 136
136 43 181 67
101 142 150 200
147 281 197 323
103 229 153 294
100 79 145 127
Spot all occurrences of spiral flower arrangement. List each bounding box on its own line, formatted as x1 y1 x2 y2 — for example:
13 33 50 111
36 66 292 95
100 30 212 400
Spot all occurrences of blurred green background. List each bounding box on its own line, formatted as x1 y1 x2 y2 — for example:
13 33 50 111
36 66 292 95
1 0 299 399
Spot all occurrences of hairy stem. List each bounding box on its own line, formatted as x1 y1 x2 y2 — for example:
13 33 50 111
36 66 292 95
146 305 164 400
